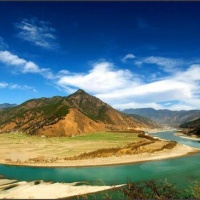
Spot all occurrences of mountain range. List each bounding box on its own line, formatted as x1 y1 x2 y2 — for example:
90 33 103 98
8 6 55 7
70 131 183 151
0 103 17 110
123 108 200 127
0 90 158 136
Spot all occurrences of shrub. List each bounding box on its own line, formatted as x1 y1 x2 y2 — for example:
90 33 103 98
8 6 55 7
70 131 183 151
120 179 192 199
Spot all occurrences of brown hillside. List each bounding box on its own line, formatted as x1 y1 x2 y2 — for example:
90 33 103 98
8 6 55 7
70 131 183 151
38 108 105 137
0 89 158 136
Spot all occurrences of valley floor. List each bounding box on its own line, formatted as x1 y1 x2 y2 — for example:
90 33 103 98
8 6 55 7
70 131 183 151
1 143 196 168
0 131 199 199
0 131 198 167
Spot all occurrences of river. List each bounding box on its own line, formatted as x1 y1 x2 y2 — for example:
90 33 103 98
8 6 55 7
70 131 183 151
0 130 200 189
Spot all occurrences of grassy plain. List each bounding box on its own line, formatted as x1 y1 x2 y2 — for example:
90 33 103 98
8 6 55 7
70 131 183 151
0 132 140 162
0 131 196 167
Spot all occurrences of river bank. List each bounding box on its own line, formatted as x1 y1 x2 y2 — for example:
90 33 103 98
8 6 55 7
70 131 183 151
0 178 123 199
0 130 199 168
1 130 200 199
0 142 198 168
146 128 177 134
175 131 200 141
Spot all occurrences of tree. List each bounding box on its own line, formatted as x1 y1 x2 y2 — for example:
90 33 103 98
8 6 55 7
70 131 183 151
120 179 192 199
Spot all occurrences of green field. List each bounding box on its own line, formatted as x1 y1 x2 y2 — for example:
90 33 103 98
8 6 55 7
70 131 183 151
0 132 140 162
0 131 139 143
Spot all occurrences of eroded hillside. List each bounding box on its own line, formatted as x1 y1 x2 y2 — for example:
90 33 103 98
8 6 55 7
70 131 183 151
0 90 159 136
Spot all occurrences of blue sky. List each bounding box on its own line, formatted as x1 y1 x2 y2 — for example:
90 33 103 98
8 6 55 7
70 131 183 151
0 2 200 110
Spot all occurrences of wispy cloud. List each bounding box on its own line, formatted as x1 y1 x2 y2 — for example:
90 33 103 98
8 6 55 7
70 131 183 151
0 82 37 92
122 54 136 62
15 18 59 50
10 84 37 92
135 56 186 72
0 37 9 50
0 82 8 88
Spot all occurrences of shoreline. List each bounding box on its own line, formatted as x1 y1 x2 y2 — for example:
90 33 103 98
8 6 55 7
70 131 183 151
175 132 200 141
0 144 199 199
0 179 125 199
0 143 199 168
146 128 177 134
1 130 200 199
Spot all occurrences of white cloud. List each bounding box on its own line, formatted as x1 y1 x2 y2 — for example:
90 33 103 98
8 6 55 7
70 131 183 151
0 50 49 74
23 61 41 73
95 79 193 108
142 56 184 72
1 48 200 111
122 54 136 62
15 18 59 50
58 62 140 93
175 64 200 82
56 60 200 111
114 102 162 111
0 51 26 65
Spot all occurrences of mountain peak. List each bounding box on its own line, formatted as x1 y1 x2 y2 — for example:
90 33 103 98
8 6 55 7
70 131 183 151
67 89 89 99
0 90 157 136
75 89 87 94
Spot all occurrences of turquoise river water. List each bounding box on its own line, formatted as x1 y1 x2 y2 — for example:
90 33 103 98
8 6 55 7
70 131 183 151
0 131 200 188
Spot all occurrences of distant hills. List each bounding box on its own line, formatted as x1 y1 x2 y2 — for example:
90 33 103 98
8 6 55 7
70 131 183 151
0 103 17 109
180 118 200 136
124 113 159 128
0 90 158 136
123 108 200 127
